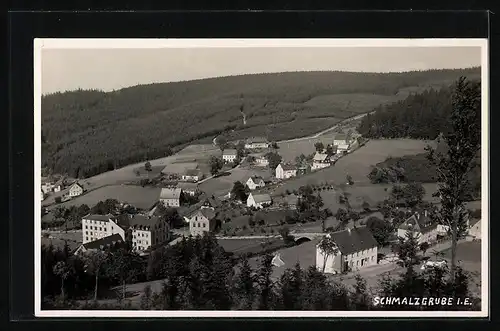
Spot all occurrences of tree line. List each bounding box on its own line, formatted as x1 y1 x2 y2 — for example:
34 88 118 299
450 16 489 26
42 232 480 311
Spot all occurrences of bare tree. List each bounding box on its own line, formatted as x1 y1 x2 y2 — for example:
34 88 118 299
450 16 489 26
425 77 481 284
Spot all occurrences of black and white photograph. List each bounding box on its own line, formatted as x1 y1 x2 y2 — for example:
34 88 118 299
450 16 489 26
34 39 488 317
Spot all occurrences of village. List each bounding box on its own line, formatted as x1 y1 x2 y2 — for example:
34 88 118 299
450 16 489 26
40 125 482 295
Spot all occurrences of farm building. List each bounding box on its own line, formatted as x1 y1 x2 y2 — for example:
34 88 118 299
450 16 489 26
311 152 332 171
176 182 200 196
467 219 481 240
189 208 219 237
68 182 84 198
74 233 125 256
245 137 270 149
159 187 182 207
247 192 272 209
275 163 298 180
246 176 266 191
333 133 354 153
222 149 238 163
316 227 378 274
397 210 438 245
181 168 202 182
199 193 222 210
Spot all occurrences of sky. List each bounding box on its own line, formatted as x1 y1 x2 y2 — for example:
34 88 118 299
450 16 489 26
41 46 481 95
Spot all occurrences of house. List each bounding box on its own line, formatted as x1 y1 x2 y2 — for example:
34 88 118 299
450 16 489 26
125 214 171 252
275 163 297 180
397 210 438 244
81 214 126 244
189 208 218 237
247 192 272 209
311 152 332 171
53 178 65 193
68 182 84 198
244 137 269 149
181 168 201 182
316 227 378 274
222 149 238 163
254 156 269 167
176 182 200 196
333 134 353 153
41 182 54 194
199 194 222 209
159 187 182 207
246 176 266 190
467 219 481 240
74 233 124 256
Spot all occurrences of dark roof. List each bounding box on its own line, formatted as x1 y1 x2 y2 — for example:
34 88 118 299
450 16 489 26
223 149 238 156
127 214 161 228
184 168 201 176
178 203 203 218
329 227 378 255
250 193 272 204
160 187 182 199
199 208 217 220
249 176 264 183
399 212 437 233
71 182 83 189
83 214 116 222
279 163 297 171
199 193 222 208
82 234 124 250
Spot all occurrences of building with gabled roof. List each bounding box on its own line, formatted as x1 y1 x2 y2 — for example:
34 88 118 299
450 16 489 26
124 214 171 252
316 226 378 274
81 214 126 244
222 149 238 163
181 168 202 182
397 210 438 244
68 182 84 197
311 152 332 171
159 187 182 207
245 136 269 149
189 207 219 237
74 233 125 256
247 192 272 209
246 176 266 190
275 163 297 180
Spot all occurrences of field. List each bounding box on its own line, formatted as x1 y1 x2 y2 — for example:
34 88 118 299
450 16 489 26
274 139 437 194
199 166 272 198
48 185 161 211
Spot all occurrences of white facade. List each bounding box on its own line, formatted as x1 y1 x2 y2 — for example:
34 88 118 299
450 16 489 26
255 156 269 167
181 174 200 182
53 185 62 193
468 220 481 240
82 216 125 244
160 197 180 207
159 188 182 207
311 161 331 171
247 193 272 208
245 142 269 149
68 183 84 197
275 164 297 179
246 177 265 190
40 190 44 201
41 183 54 194
316 245 378 274
189 210 213 237
222 153 237 163
132 221 170 252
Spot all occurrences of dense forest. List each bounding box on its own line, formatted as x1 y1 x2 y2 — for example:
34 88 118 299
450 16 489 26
42 68 480 178
42 233 480 311
360 78 481 200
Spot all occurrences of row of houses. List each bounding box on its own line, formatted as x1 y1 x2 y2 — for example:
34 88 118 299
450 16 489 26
41 181 84 202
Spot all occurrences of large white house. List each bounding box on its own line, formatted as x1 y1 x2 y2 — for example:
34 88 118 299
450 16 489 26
316 227 378 274
246 176 266 190
245 137 269 149
159 187 182 207
189 208 218 237
81 214 126 244
68 182 84 197
181 168 201 182
254 155 269 167
397 210 438 244
311 152 332 171
222 149 238 163
275 163 297 180
127 214 171 252
333 133 353 153
247 192 272 209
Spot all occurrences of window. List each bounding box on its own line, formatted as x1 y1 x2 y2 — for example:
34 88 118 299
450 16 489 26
86 237 88 241
85 226 88 229
90 232 93 236
203 223 206 228
86 231 88 235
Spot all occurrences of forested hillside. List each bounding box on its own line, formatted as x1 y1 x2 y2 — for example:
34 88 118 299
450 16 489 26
356 77 481 139
42 68 480 178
